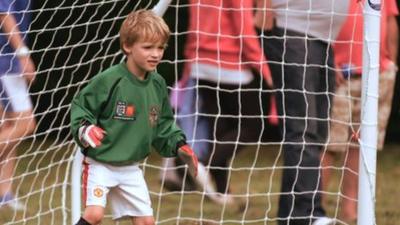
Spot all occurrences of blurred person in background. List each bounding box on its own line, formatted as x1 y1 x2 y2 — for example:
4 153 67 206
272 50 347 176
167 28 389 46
255 0 348 224
321 0 399 223
161 0 275 207
0 0 36 211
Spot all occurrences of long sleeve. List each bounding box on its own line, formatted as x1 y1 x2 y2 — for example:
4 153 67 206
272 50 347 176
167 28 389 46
152 80 186 157
229 0 272 86
70 79 109 148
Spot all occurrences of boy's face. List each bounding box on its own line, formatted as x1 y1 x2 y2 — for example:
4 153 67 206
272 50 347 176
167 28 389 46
123 39 166 77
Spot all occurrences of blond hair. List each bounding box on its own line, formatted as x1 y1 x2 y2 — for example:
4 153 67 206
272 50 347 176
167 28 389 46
119 9 170 54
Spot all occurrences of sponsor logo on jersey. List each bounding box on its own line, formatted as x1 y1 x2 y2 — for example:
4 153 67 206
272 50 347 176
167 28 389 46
149 105 160 127
114 101 136 121
93 187 104 198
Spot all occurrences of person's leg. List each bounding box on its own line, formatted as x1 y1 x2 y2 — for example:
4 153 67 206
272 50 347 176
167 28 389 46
320 151 334 204
0 74 35 207
176 78 214 191
80 158 114 225
197 81 232 195
340 147 358 222
110 164 154 223
131 216 155 225
75 217 92 225
0 110 36 198
208 79 265 194
321 77 352 203
325 75 361 223
265 27 333 224
311 41 337 222
334 75 362 223
339 66 397 223
80 206 105 225
161 78 207 191
376 66 396 151
177 78 210 162
0 112 35 207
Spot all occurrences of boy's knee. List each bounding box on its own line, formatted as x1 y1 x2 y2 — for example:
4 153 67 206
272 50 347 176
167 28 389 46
133 216 155 225
143 217 155 225
82 206 104 225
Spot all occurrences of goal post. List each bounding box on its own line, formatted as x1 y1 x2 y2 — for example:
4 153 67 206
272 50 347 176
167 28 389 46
359 1 381 225
71 148 84 225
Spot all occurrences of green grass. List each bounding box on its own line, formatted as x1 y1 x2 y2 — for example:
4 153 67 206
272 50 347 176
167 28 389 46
1 142 399 225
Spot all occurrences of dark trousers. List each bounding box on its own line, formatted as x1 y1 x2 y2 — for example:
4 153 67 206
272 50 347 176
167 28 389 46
261 27 335 225
199 78 267 193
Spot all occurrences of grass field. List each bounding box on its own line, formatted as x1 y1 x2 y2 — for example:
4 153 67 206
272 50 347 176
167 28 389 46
0 141 399 225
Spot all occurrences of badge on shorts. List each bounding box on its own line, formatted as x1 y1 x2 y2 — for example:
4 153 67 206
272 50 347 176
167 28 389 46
114 101 136 121
149 105 160 127
93 187 104 198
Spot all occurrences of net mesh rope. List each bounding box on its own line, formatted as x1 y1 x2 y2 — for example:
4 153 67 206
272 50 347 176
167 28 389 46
0 1 364 224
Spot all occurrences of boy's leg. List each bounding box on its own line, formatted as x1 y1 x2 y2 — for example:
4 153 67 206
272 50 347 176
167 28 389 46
110 164 153 221
79 206 105 225
131 216 155 225
81 158 113 225
75 217 92 225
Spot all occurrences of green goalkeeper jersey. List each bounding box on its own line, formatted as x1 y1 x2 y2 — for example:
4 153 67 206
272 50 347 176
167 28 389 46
70 62 186 165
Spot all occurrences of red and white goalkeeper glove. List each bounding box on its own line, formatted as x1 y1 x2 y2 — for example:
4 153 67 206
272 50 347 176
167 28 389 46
177 144 198 177
78 125 106 148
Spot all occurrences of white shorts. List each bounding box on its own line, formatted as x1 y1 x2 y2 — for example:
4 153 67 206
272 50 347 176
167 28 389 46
0 74 32 112
82 157 153 220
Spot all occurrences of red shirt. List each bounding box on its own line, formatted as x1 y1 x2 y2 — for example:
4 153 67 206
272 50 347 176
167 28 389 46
184 0 271 80
334 0 399 74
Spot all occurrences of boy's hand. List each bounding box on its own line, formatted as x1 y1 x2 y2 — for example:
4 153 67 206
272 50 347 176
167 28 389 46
78 125 106 148
177 144 198 177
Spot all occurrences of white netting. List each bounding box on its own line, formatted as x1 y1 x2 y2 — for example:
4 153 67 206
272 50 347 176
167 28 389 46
0 1 381 225
1 1 155 224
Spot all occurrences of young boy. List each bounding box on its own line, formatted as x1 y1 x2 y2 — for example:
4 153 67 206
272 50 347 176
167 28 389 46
70 10 198 225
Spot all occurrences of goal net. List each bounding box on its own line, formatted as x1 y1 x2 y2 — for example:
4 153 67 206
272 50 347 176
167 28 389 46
0 0 381 225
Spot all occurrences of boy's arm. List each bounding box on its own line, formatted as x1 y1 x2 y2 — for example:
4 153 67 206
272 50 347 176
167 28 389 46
70 81 108 148
152 94 186 157
152 82 198 177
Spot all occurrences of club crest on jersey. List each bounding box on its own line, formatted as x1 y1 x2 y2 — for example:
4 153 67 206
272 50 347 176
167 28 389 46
93 187 104 198
114 101 136 121
149 105 160 127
